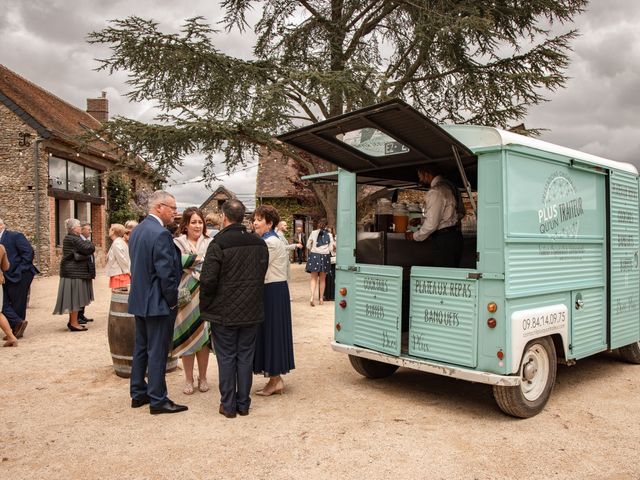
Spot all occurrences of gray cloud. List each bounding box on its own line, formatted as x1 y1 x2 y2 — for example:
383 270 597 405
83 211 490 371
2 0 640 200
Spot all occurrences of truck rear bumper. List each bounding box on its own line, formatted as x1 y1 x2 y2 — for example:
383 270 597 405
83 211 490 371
332 342 521 387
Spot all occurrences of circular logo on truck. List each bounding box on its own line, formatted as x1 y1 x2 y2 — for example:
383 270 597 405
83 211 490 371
538 171 584 238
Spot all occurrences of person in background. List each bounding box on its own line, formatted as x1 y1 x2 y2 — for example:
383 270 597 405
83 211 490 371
205 212 222 237
323 226 337 302
200 199 269 418
105 224 131 290
0 218 39 338
294 226 306 264
406 166 465 267
252 205 295 396
123 220 138 244
173 207 212 396
0 244 18 346
77 222 95 324
52 218 95 332
305 218 335 306
128 191 186 415
275 220 302 280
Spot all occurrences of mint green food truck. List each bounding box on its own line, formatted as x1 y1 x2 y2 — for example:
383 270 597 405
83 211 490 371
279 99 640 418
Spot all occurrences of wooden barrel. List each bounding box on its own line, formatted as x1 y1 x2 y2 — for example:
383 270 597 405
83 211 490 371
107 290 178 378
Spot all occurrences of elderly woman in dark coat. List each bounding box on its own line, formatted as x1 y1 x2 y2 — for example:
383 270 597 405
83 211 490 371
52 218 96 331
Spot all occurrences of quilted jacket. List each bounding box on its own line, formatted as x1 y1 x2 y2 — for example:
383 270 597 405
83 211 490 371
59 234 96 279
199 223 269 327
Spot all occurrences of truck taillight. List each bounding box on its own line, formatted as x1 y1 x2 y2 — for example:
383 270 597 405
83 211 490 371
497 350 504 360
339 300 347 308
487 302 497 313
336 322 341 331
339 287 347 296
487 318 497 328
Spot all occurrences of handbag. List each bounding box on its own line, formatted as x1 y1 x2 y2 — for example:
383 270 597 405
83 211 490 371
177 287 193 308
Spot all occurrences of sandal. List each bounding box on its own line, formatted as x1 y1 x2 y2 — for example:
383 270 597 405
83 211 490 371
197 378 210 393
183 382 194 395
3 338 18 347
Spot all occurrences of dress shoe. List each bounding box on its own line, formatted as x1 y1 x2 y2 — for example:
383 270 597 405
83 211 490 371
150 400 188 415
78 318 88 325
80 315 94 322
218 404 236 418
67 322 87 332
13 320 28 339
237 408 249 416
256 379 285 396
131 396 150 408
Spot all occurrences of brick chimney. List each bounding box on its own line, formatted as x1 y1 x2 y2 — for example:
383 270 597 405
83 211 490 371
86 91 109 123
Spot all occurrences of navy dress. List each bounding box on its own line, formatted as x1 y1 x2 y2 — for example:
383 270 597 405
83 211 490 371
253 232 295 377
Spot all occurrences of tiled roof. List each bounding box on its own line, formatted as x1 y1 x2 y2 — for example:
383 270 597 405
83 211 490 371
0 64 103 142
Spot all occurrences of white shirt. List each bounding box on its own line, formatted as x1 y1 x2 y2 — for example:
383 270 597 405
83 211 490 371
306 229 335 255
413 176 460 242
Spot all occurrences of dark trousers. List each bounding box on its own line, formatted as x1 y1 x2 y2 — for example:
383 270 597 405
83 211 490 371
130 314 174 407
427 229 463 267
295 247 305 264
2 271 35 328
211 323 259 413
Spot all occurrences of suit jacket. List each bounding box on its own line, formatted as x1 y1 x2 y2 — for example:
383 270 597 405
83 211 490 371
127 216 181 317
294 231 306 245
0 230 39 283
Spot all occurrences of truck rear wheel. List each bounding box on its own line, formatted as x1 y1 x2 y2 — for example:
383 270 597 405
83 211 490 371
493 336 557 418
618 341 640 364
349 355 399 379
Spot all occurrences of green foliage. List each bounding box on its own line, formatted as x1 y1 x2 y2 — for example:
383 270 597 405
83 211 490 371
107 174 136 226
88 1 588 217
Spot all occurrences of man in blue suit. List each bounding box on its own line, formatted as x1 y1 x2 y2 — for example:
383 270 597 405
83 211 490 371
127 191 187 415
0 218 39 338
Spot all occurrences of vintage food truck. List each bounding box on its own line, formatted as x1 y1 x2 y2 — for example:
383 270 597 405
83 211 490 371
279 99 640 418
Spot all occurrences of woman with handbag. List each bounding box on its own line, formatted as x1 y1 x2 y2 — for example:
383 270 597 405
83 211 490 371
305 219 335 306
172 207 213 395
52 218 95 331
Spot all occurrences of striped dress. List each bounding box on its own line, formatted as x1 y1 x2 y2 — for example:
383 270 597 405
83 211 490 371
172 234 212 357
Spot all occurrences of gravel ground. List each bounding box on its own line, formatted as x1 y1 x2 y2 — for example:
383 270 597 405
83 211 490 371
2 263 640 480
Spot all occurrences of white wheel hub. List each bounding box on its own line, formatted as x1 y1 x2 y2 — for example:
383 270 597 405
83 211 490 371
520 343 550 401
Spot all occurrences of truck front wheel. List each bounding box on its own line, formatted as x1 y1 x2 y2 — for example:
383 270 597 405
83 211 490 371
493 336 557 418
349 355 399 379
618 341 640 364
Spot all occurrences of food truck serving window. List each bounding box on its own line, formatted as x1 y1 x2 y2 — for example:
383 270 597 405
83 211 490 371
339 128 410 157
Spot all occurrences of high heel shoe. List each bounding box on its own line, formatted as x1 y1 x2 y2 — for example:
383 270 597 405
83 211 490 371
67 322 87 332
310 298 315 307
183 382 194 395
256 379 285 396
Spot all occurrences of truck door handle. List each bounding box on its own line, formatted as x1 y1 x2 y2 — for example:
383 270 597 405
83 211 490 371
575 299 584 310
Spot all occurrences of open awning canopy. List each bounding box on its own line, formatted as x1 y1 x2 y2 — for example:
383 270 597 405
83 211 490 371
278 99 477 188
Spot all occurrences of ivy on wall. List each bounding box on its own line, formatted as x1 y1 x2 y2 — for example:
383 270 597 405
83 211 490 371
107 173 136 226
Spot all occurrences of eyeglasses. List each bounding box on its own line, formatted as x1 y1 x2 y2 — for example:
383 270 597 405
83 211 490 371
161 203 178 211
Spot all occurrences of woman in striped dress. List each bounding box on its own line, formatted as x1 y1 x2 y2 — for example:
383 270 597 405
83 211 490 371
173 207 213 395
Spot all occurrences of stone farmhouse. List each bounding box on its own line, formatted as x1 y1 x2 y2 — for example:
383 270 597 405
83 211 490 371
0 64 158 274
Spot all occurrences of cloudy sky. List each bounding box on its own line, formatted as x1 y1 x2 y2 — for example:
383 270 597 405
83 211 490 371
2 0 640 209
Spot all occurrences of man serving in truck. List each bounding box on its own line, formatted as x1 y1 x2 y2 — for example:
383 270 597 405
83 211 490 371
405 166 465 267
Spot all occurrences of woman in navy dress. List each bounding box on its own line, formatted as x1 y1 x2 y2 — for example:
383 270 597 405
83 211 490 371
305 219 335 306
252 205 295 396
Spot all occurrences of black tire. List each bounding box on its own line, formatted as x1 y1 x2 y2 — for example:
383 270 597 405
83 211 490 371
348 355 399 379
493 336 557 418
618 341 640 364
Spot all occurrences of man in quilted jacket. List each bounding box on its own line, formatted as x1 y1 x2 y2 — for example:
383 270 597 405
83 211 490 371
200 199 269 418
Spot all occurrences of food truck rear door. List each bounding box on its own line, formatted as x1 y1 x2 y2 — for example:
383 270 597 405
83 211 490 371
352 264 403 356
